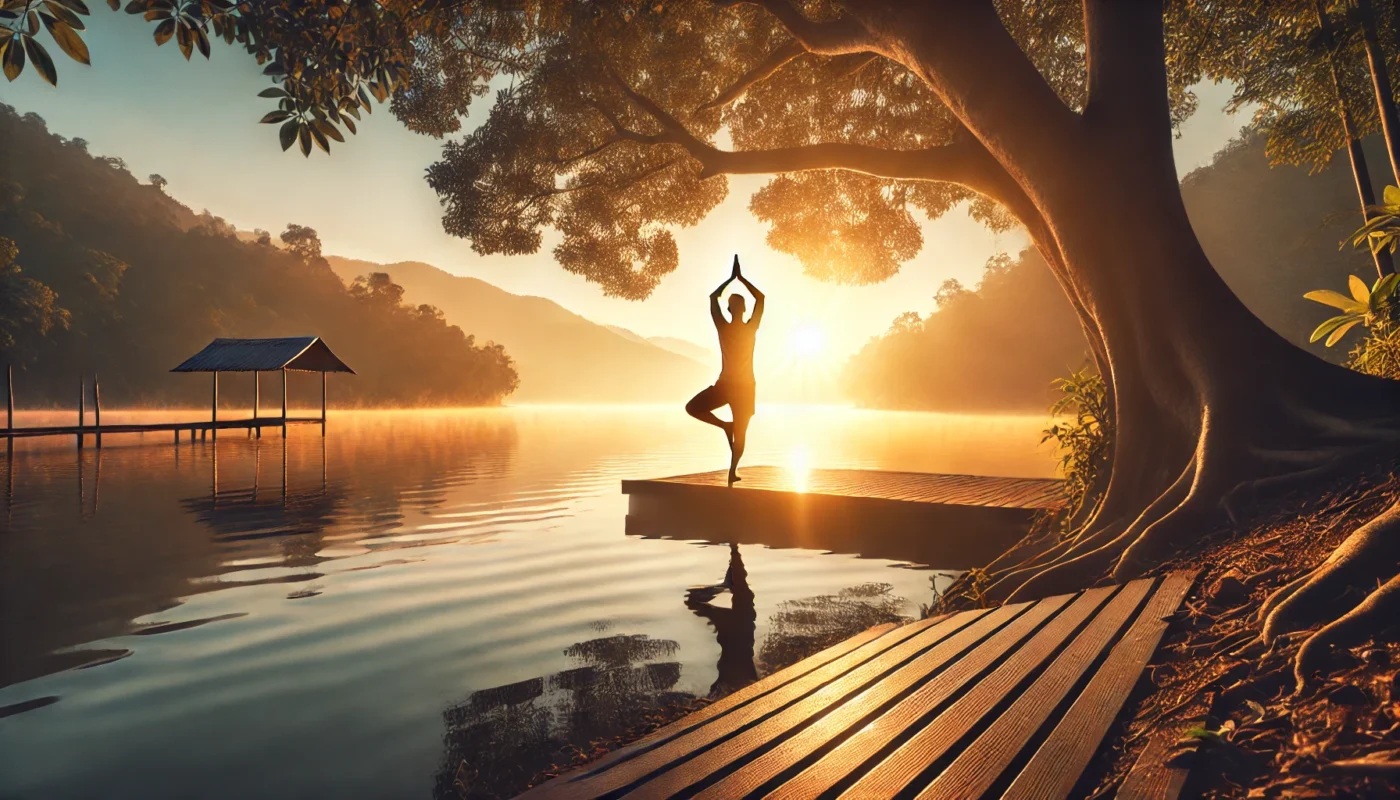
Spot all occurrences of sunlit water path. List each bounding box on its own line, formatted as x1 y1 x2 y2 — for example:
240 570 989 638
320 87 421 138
0 406 1053 799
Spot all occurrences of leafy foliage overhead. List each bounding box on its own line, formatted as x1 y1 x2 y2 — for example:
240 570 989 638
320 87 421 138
1 0 1206 300
6 1 1396 302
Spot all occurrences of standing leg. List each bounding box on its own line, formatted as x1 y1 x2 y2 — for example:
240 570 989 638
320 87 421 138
729 411 751 485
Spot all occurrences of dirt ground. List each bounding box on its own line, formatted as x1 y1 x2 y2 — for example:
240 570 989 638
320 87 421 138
1086 467 1400 798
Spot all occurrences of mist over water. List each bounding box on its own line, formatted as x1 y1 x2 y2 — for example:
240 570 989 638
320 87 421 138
0 407 1053 799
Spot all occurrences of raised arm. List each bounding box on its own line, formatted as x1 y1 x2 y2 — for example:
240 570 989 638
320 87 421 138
736 272 765 326
710 260 739 324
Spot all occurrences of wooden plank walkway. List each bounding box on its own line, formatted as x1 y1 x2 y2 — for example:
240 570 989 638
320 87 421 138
518 572 1194 800
623 468 1065 569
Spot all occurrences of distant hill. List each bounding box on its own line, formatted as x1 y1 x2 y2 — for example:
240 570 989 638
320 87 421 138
605 325 718 369
649 336 718 369
0 106 517 407
842 129 1383 411
327 258 712 402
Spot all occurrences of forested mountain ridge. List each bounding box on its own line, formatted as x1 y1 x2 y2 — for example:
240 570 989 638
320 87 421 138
0 106 518 408
842 130 1384 411
325 257 713 403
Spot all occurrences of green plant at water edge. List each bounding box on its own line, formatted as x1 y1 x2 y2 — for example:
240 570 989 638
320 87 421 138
1302 273 1399 348
1346 185 1400 257
1310 192 1400 379
1041 366 1113 536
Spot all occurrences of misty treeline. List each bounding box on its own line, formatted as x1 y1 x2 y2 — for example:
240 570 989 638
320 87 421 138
0 105 518 408
843 129 1384 411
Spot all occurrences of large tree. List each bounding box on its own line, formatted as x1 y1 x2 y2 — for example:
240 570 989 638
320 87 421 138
9 0 1400 684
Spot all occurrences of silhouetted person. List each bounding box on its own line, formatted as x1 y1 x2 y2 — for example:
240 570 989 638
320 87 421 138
685 543 758 698
687 255 764 485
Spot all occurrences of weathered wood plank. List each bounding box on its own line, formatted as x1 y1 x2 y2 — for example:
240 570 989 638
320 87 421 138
517 574 1193 800
831 587 1114 800
1116 711 1206 800
523 609 991 800
622 604 1035 800
916 578 1156 799
715 591 1086 800
1002 572 1197 800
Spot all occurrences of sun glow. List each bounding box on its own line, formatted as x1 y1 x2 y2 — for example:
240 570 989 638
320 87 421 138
787 445 813 493
791 324 827 359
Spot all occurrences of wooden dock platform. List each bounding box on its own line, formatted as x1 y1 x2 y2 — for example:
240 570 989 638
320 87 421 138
623 467 1064 569
519 572 1194 800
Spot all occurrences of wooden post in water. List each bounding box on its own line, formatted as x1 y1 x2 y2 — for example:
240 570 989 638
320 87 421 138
211 372 218 441
6 364 12 432
77 375 85 449
321 372 327 436
254 371 261 439
281 368 288 437
94 373 102 448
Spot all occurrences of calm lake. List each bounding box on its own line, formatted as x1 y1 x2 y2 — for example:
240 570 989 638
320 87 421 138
0 406 1054 799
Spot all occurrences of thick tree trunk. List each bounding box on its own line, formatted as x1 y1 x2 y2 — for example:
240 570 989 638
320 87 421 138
858 0 1400 600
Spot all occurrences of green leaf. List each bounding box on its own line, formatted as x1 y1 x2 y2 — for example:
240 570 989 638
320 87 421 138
42 18 89 65
278 118 298 151
153 18 174 45
1182 727 1222 742
1310 315 1354 343
42 2 86 30
50 0 91 13
1384 185 1400 206
0 37 22 81
259 109 291 123
313 119 343 143
341 115 355 135
308 123 329 152
1325 318 1363 347
193 25 208 59
175 21 192 59
1304 289 1367 313
297 123 311 156
23 35 56 85
1349 274 1371 304
257 87 286 98
1347 214 1395 248
1374 273 1400 303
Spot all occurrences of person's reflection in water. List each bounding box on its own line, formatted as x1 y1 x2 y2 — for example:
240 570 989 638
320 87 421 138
685 542 758 698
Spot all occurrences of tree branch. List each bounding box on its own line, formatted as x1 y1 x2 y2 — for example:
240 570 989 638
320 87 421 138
722 0 876 56
828 1 1082 193
697 40 805 112
606 67 1018 201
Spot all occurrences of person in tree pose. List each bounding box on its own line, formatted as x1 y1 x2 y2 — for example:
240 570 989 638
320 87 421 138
687 255 764 485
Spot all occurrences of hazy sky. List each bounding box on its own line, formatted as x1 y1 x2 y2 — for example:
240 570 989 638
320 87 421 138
2 13 1247 364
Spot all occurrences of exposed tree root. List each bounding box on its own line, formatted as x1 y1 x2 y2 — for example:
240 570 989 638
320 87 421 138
1083 468 1400 797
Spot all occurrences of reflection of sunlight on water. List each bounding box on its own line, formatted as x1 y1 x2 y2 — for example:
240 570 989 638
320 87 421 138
787 446 812 492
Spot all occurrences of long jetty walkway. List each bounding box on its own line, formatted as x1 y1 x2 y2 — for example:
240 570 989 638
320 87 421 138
3 415 325 443
520 572 1195 799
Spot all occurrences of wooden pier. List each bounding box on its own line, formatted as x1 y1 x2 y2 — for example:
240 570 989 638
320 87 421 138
3 336 353 447
623 467 1065 569
519 572 1194 800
